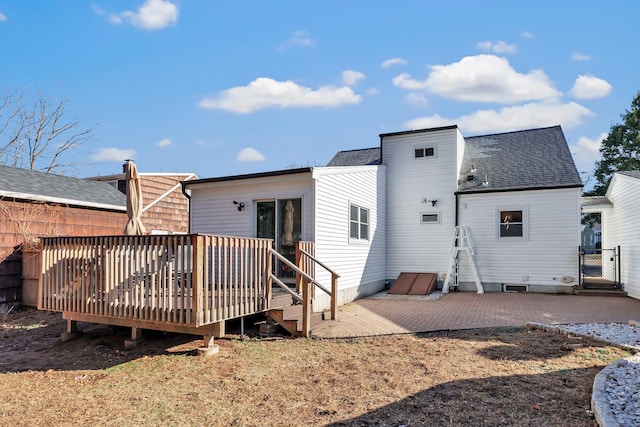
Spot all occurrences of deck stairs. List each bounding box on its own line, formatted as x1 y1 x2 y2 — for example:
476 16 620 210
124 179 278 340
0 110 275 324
442 226 483 294
267 292 331 336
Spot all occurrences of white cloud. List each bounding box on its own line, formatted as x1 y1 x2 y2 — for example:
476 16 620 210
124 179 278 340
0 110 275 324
520 31 534 39
570 133 606 173
279 30 314 51
405 92 428 107
237 147 266 162
404 101 593 134
108 14 123 24
393 55 561 104
366 88 380 95
569 75 612 99
198 77 361 114
381 58 407 68
91 4 104 15
0 12 8 21
91 147 136 162
342 70 365 86
571 52 591 61
476 40 518 54
156 138 172 147
119 0 178 30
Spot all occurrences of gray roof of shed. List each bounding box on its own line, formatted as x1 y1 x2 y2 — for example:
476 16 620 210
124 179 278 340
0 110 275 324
457 125 583 193
0 164 126 210
326 147 381 167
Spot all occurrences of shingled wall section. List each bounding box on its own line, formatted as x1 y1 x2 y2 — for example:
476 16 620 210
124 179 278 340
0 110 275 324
0 199 126 311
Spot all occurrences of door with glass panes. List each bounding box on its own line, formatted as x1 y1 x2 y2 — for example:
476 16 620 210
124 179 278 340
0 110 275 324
256 198 302 282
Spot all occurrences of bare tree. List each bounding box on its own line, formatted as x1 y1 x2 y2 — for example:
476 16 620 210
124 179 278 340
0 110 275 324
0 89 92 175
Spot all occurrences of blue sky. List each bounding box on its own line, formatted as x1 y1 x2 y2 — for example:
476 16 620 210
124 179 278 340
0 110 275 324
0 1 638 187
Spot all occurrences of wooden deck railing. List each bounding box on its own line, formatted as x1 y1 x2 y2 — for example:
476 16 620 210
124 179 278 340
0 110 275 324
39 234 272 329
269 241 339 337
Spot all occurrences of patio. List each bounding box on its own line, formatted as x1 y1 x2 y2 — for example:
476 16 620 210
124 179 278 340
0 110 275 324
313 291 640 338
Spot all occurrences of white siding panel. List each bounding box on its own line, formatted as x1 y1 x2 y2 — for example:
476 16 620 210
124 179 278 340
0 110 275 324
313 166 386 306
189 174 314 239
602 174 640 299
458 188 581 289
383 128 460 279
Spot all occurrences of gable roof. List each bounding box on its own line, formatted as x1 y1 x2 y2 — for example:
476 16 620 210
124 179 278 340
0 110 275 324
0 164 126 210
326 126 583 193
326 147 381 166
456 125 583 194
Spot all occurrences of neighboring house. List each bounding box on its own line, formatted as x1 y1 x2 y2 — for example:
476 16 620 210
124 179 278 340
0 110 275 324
184 124 583 311
581 222 602 253
583 171 640 299
88 166 198 234
0 165 128 311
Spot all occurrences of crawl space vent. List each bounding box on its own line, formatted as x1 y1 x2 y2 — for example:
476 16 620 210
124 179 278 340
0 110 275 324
502 284 528 293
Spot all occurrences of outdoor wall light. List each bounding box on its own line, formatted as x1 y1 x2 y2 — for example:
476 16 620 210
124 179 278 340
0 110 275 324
233 201 245 211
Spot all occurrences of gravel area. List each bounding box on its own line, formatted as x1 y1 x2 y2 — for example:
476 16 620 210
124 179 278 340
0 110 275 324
554 322 640 427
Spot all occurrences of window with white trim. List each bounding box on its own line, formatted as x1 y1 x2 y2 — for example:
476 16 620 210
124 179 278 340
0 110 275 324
349 204 369 241
499 209 524 237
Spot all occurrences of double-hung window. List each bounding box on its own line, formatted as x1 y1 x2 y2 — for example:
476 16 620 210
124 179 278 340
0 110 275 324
499 209 524 238
349 204 369 241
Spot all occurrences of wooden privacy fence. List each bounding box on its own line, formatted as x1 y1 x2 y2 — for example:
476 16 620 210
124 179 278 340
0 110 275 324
39 234 273 329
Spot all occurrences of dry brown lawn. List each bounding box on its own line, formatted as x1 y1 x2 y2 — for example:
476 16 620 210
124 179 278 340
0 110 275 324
0 308 629 426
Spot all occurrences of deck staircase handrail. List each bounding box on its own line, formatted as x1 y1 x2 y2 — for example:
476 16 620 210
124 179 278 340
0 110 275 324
268 243 338 337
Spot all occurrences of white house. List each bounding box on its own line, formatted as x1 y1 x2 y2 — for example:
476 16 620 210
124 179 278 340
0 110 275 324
183 166 387 310
588 171 640 299
183 124 584 311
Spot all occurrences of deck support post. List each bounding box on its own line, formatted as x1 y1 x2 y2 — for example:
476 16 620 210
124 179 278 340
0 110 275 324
61 319 81 342
124 326 143 349
198 331 220 356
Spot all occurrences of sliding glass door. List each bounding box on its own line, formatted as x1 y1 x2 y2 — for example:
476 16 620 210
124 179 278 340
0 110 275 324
256 198 302 281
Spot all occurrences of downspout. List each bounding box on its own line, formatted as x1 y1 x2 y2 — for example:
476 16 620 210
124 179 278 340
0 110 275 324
181 181 192 234
455 193 459 227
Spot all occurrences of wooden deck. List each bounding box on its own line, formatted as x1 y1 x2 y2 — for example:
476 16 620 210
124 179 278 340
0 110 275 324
39 234 276 349
38 235 334 349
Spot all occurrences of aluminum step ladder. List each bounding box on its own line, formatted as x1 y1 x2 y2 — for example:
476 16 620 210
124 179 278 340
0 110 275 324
442 226 484 294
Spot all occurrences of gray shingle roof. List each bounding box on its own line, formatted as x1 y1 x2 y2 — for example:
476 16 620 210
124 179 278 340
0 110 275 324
617 170 640 180
0 164 126 210
457 125 583 193
326 148 380 166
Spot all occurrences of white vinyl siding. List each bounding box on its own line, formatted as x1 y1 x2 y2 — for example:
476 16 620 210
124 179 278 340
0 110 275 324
313 166 386 307
383 128 461 279
189 173 314 240
458 188 581 288
602 174 640 299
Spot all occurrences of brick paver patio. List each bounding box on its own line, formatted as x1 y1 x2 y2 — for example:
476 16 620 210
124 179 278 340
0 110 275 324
313 292 640 338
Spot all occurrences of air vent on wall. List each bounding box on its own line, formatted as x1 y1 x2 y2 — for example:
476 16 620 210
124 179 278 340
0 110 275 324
503 284 528 293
